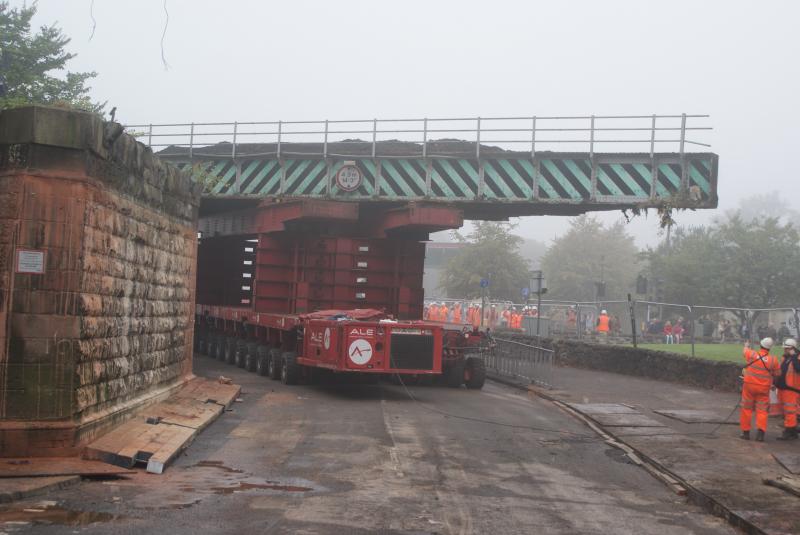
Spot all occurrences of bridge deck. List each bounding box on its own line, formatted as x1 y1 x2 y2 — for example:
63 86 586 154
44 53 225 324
130 115 718 219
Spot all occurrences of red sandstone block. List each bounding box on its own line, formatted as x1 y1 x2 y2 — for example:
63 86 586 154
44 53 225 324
10 313 80 339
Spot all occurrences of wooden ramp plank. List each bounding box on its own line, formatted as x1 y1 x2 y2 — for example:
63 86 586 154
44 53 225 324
0 458 135 478
83 377 240 474
146 399 223 430
146 426 197 474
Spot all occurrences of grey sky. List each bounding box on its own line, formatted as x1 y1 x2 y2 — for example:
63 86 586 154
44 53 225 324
19 0 800 246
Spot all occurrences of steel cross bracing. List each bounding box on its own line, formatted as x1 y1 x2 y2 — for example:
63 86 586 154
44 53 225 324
126 114 718 217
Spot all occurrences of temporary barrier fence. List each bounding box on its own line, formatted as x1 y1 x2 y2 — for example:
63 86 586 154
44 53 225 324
481 337 554 388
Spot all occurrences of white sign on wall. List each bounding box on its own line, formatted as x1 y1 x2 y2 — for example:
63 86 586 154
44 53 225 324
15 249 46 274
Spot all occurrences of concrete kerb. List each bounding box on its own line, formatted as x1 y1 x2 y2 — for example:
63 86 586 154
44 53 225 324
526 383 770 535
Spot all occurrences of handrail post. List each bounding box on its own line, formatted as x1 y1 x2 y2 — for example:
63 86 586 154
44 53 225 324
531 116 537 159
232 121 238 160
277 120 282 159
476 117 481 159
589 115 595 156
323 119 329 159
371 118 377 159
148 123 153 146
794 308 800 339
650 114 656 159
628 293 637 348
189 122 195 161
679 113 686 156
422 118 428 158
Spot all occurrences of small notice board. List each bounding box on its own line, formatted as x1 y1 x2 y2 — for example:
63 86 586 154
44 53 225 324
15 249 46 274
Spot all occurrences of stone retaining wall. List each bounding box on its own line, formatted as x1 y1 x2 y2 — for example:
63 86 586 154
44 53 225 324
507 335 743 393
0 106 201 455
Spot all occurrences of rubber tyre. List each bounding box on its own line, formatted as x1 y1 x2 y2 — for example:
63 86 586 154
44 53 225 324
464 356 486 389
245 342 259 372
225 337 237 365
280 351 301 385
268 348 282 380
255 345 270 376
235 340 247 368
445 360 465 388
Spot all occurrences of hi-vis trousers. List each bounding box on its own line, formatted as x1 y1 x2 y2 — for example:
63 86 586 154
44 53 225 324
740 382 770 432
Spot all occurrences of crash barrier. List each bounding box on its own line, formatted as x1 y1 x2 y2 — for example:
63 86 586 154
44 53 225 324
483 337 554 388
506 335 742 393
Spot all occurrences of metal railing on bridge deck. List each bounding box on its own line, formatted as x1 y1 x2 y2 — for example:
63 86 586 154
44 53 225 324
125 114 712 159
481 337 554 388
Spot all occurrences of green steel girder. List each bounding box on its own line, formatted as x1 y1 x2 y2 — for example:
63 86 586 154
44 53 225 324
160 150 718 219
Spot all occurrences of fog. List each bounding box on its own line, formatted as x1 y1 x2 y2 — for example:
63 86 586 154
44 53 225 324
19 0 800 246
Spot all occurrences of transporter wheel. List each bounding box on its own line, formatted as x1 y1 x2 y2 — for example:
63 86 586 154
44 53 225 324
464 356 486 390
235 340 248 368
280 351 301 385
445 360 465 388
245 342 259 372
225 337 237 365
268 348 283 380
255 345 270 376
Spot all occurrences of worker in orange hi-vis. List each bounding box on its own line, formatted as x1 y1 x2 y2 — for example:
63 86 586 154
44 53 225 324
740 337 781 441
776 338 800 440
472 305 481 329
441 302 449 323
453 303 462 324
433 302 442 321
511 309 522 329
596 309 610 336
501 306 511 329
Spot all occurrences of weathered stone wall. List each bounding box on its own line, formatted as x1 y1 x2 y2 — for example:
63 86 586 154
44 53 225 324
509 335 743 393
0 106 201 455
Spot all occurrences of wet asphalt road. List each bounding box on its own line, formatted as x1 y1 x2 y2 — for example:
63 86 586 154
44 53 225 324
4 356 736 535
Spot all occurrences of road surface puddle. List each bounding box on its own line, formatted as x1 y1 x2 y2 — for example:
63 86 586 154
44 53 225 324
0 503 119 526
208 481 313 494
192 460 244 474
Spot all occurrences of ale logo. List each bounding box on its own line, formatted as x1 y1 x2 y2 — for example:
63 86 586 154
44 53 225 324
348 339 373 365
323 328 331 350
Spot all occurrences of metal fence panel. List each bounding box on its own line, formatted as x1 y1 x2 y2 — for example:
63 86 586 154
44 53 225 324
482 337 554 388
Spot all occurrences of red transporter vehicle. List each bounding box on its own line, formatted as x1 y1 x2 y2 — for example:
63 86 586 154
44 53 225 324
196 306 444 384
193 198 486 389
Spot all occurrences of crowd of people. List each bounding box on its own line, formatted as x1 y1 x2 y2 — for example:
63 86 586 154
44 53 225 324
423 301 540 330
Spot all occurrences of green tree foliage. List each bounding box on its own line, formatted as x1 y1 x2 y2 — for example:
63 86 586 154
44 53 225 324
647 213 800 318
0 2 102 112
439 222 530 300
540 216 639 301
